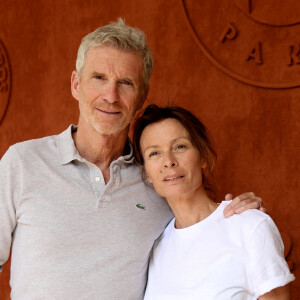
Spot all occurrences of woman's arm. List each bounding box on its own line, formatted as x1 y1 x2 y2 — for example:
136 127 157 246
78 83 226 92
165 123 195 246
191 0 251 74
259 284 290 299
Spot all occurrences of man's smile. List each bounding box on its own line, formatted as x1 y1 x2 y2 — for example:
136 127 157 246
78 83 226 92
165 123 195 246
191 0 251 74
96 108 121 115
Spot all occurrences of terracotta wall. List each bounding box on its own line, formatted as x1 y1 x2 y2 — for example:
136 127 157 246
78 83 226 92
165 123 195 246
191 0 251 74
0 0 299 298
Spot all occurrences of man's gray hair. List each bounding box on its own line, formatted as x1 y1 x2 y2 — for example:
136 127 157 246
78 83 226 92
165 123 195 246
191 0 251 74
76 18 153 87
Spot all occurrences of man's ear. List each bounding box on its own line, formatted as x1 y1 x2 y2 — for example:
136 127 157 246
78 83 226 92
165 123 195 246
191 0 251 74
71 71 80 101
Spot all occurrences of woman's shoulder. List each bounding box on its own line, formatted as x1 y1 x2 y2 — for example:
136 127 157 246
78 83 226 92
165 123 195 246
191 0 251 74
219 200 276 235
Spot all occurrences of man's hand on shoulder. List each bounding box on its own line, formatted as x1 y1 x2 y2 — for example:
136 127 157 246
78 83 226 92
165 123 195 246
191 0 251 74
223 192 266 218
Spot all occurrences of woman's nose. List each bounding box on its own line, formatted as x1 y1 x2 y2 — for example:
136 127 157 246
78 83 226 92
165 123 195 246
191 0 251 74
163 153 178 168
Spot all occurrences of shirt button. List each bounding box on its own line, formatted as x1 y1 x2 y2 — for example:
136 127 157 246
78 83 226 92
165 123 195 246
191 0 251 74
95 176 102 182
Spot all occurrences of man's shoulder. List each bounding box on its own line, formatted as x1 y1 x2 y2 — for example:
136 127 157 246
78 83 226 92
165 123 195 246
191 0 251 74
11 133 58 154
12 126 72 151
1 132 61 168
7 126 73 161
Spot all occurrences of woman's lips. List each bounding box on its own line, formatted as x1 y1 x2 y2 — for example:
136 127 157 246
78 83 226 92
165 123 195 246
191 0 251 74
163 174 185 182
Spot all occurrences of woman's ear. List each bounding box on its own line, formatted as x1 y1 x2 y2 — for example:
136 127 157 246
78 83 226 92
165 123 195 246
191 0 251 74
201 160 207 169
142 165 153 183
147 174 153 184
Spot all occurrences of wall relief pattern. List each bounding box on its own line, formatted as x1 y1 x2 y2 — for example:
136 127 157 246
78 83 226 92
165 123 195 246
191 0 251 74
181 0 300 88
0 39 12 126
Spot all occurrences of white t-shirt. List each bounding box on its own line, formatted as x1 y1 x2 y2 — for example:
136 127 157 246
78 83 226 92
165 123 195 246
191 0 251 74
144 201 295 300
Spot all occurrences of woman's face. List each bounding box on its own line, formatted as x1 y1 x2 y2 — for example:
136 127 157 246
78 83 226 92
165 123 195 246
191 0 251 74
140 118 206 200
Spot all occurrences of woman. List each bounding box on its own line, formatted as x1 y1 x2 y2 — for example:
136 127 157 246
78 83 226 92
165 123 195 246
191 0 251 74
133 104 295 299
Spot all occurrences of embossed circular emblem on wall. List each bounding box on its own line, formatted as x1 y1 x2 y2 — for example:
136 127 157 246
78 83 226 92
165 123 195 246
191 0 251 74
0 39 12 125
181 0 300 88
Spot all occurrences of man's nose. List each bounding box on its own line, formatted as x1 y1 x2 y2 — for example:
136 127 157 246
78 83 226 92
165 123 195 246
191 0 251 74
102 81 119 104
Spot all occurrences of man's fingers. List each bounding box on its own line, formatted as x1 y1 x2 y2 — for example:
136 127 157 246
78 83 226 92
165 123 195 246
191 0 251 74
223 207 235 218
233 201 263 214
259 207 268 214
223 192 263 218
224 193 233 200
224 201 262 218
232 193 262 207
231 192 256 202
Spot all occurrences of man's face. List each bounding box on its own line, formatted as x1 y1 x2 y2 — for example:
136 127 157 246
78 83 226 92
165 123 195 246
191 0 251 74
71 45 147 136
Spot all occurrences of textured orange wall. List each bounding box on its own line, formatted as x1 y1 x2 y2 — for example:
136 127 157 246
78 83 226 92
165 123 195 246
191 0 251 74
0 0 299 298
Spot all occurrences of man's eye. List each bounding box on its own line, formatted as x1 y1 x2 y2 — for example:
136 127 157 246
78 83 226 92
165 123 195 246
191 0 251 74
94 75 103 80
120 80 132 86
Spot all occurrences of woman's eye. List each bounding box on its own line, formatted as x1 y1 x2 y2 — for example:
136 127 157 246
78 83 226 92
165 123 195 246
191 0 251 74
149 151 158 157
175 144 186 150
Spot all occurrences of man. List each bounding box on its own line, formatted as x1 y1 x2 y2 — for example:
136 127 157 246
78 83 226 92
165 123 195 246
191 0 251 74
0 19 263 299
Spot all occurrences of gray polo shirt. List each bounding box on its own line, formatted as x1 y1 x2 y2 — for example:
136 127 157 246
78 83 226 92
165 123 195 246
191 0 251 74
0 125 172 300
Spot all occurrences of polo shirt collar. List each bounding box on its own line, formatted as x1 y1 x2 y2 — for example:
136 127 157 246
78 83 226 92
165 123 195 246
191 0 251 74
120 139 134 164
57 125 81 164
57 125 134 165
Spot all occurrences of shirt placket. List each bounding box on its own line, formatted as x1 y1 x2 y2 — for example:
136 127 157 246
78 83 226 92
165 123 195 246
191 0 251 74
84 161 107 207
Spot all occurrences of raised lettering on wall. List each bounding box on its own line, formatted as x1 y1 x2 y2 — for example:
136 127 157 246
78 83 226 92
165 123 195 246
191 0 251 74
181 0 300 88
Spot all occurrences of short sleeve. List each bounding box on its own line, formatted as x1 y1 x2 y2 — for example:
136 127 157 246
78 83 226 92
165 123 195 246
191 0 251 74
248 216 295 297
0 146 21 267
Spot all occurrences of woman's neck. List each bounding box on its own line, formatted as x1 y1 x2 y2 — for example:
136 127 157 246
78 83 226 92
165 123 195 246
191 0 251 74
167 188 218 229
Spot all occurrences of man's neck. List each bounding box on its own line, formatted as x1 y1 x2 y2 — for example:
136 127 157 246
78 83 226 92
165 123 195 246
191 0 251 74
73 125 129 183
